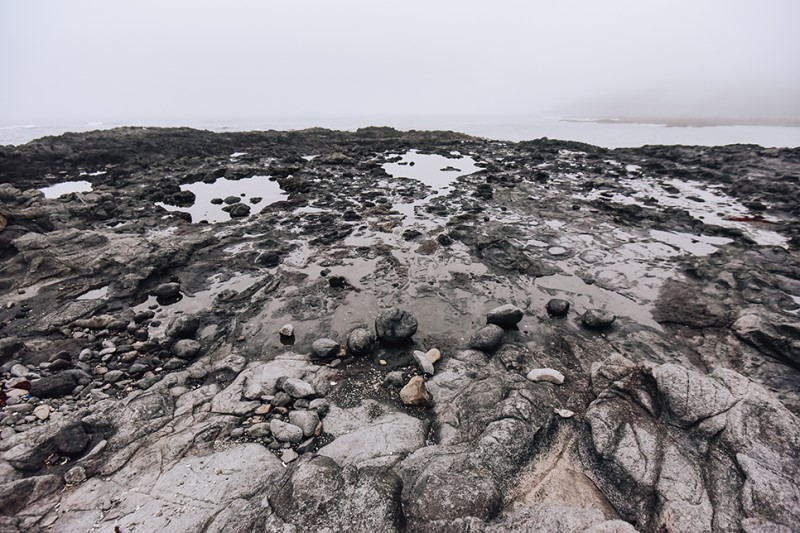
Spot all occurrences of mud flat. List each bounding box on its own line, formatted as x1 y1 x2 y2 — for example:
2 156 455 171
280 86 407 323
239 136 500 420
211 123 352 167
0 127 799 532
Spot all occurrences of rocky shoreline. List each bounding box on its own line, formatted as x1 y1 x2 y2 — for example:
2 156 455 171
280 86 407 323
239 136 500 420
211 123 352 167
0 127 799 532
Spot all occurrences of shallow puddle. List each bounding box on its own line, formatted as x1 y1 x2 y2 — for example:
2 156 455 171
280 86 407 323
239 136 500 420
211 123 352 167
382 150 481 190
382 150 480 227
648 230 732 257
156 175 287 223
536 273 662 330
77 286 108 300
134 272 259 336
576 176 787 246
40 180 93 198
283 254 382 290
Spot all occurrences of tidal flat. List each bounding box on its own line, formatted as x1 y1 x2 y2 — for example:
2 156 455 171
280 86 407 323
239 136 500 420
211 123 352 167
0 127 798 532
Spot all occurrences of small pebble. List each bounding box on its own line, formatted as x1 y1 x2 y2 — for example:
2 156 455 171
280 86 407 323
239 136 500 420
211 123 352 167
282 449 299 463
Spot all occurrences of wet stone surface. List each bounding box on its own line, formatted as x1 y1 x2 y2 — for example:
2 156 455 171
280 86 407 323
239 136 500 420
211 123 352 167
0 127 799 532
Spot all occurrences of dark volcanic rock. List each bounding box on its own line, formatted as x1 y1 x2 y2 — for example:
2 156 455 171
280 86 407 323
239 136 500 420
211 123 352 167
2 127 800 533
29 372 77 398
546 298 570 317
153 282 181 299
732 313 800 368
166 314 200 339
346 327 374 355
581 309 616 329
486 304 523 327
0 337 24 360
52 423 90 456
469 324 504 351
229 203 251 217
405 469 502 525
375 308 418 344
268 456 404 531
584 355 800 532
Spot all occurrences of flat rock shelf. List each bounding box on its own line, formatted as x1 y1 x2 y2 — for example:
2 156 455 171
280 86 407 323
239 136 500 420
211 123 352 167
0 126 799 532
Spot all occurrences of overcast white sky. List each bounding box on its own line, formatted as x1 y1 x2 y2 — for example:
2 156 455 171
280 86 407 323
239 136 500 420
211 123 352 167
1 0 799 125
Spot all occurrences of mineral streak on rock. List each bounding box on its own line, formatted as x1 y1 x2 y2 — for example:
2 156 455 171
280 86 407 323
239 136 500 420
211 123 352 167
0 127 799 532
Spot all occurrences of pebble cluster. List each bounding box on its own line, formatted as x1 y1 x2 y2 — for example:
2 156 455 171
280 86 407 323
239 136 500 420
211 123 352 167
1 277 616 469
0 282 206 440
230 376 330 464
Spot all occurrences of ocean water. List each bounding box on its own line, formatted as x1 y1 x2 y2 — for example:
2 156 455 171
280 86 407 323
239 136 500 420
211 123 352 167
2 116 800 148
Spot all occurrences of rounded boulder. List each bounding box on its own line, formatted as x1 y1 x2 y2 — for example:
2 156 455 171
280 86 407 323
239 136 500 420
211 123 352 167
469 324 504 352
375 308 418 344
486 304 524 327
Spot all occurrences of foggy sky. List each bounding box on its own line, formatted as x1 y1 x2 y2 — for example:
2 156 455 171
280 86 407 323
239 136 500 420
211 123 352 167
2 0 799 125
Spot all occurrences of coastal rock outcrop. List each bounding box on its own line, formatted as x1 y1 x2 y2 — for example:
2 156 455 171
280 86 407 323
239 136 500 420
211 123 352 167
1 127 798 532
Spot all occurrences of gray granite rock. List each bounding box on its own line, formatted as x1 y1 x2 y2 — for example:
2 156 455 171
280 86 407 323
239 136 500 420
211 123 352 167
270 419 304 443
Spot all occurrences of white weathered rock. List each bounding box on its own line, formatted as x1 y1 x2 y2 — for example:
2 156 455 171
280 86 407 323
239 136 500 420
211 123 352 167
282 377 315 399
33 404 51 420
279 324 294 337
282 449 299 463
413 350 435 375
527 368 565 385
9 364 30 378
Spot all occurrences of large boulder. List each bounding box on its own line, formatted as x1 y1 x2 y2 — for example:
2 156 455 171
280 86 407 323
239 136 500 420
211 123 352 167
311 338 340 359
170 339 201 359
375 308 418 344
153 282 181 299
52 423 91 456
469 325 504 351
346 327 374 354
486 304 524 327
165 314 200 339
318 400 428 468
29 372 77 398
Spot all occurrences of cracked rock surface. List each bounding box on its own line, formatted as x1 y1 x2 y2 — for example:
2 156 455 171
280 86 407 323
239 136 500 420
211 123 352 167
0 127 799 532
